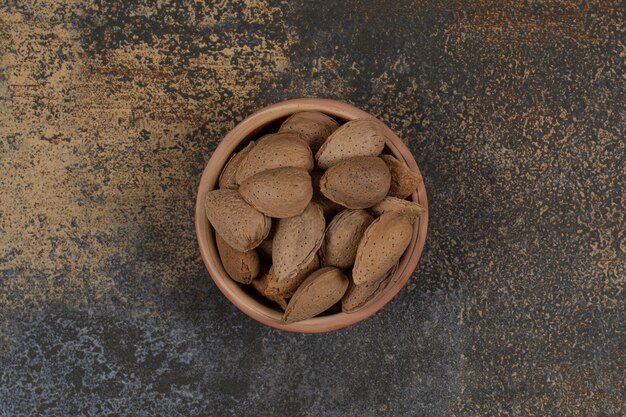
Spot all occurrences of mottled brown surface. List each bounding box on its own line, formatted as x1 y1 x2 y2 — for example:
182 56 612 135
0 1 624 416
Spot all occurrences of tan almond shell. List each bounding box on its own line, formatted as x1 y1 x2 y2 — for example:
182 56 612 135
272 202 325 283
342 264 397 313
235 132 314 184
252 269 287 310
320 209 374 269
257 223 275 260
279 111 340 153
265 254 320 298
218 141 255 189
282 267 349 324
320 156 391 209
204 189 271 252
315 119 386 169
239 167 313 218
215 233 260 284
310 169 343 218
380 154 423 199
352 212 413 285
371 197 425 224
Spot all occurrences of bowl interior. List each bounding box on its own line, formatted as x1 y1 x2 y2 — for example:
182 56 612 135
196 99 428 332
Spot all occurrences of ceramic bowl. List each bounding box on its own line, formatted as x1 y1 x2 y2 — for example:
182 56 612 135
195 98 428 333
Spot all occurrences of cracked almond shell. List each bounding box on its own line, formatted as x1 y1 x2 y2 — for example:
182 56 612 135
239 167 313 218
315 119 386 169
272 203 325 283
218 141 255 189
320 209 374 269
282 267 349 324
204 189 271 252
215 233 259 284
279 111 339 153
235 132 314 184
380 154 423 199
252 269 287 310
352 211 413 285
320 156 391 209
371 197 425 224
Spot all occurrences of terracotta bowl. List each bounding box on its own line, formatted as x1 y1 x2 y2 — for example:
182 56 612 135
195 98 428 333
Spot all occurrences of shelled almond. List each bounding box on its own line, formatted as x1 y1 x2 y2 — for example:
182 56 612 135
204 112 425 323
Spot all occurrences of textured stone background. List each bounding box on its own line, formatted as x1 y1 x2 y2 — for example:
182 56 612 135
1 1 624 416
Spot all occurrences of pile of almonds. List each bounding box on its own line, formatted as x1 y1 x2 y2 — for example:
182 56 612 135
205 111 424 324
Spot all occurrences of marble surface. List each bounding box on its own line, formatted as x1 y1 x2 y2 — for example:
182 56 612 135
0 1 624 416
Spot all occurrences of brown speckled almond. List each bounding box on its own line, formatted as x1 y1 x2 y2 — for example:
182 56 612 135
320 156 391 209
279 111 339 153
215 232 259 284
380 154 423 198
315 119 386 169
273 202 325 283
235 132 314 184
218 141 255 189
310 169 343 218
251 269 287 310
204 189 271 252
342 264 397 313
239 167 313 218
320 209 374 269
282 267 349 324
371 196 425 224
352 212 412 285
266 254 319 298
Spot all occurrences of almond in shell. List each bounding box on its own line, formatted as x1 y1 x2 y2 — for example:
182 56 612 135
380 154 423 199
282 267 349 324
316 119 386 169
266 254 319 298
320 209 374 269
204 189 271 252
342 264 397 313
371 197 425 224
215 233 259 284
320 156 391 209
218 141 255 189
311 169 343 218
279 111 339 153
239 167 313 218
235 132 314 184
272 202 325 283
352 211 413 285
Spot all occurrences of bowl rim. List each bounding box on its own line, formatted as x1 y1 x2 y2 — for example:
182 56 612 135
195 98 428 333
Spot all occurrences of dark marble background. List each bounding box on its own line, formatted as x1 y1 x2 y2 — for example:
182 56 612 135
0 1 624 416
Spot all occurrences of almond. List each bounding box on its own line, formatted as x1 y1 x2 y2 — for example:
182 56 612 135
235 132 314 184
266 254 319 298
204 189 271 252
218 141 254 189
371 196 425 224
252 269 287 309
380 155 423 198
352 211 413 285
215 233 259 284
316 119 386 169
273 202 325 283
342 264 397 313
320 209 374 269
311 169 343 218
320 156 391 209
282 267 349 324
279 111 339 153
239 167 313 218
